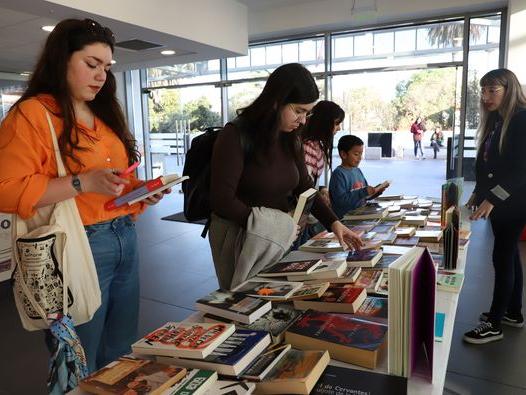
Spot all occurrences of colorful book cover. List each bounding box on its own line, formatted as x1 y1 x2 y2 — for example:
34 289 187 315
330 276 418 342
354 297 388 322
373 232 396 243
354 270 383 292
318 286 365 304
289 283 330 300
199 330 269 366
311 365 407 395
346 249 381 264
374 254 400 269
287 310 387 351
79 357 187 395
205 380 256 394
196 290 270 317
437 270 464 292
435 312 445 342
233 280 302 299
371 224 395 233
393 237 420 246
132 322 235 359
260 259 321 276
169 369 218 395
241 344 291 381
376 272 389 296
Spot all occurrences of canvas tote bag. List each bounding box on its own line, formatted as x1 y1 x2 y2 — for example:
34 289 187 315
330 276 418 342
11 110 101 331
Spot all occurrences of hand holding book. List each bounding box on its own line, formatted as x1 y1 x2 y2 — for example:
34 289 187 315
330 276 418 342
367 180 391 200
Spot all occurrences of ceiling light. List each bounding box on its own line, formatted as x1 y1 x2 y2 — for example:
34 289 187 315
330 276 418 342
20 72 31 76
161 50 176 56
41 25 55 32
110 60 116 64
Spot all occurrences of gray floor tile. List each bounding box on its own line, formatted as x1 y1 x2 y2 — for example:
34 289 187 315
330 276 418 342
138 298 194 338
445 371 526 395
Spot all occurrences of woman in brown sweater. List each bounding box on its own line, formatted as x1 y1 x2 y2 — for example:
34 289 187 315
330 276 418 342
209 63 363 287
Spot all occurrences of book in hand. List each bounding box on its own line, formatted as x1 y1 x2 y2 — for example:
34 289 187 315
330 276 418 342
78 356 187 395
232 279 303 300
367 180 391 200
311 365 407 395
286 259 347 281
105 174 188 210
293 286 367 314
157 330 271 377
168 369 218 395
195 290 271 325
285 310 388 369
292 188 317 228
240 344 291 381
437 270 464 293
255 349 330 395
258 259 322 278
131 322 235 359
204 379 256 394
346 249 382 267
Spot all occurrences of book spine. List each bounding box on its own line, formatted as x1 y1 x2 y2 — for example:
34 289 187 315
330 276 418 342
105 177 164 210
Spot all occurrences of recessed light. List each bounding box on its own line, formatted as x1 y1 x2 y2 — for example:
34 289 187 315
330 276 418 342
41 25 55 32
110 60 116 64
161 50 175 56
20 72 31 76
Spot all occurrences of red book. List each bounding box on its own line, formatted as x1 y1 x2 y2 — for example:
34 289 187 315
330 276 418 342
293 286 367 313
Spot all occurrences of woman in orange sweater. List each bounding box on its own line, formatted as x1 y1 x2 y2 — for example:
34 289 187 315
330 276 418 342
0 18 167 372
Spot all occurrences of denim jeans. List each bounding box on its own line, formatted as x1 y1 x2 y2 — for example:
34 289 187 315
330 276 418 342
414 140 423 157
75 215 139 372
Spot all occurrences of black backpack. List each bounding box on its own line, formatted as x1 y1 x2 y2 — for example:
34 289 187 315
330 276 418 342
182 118 249 236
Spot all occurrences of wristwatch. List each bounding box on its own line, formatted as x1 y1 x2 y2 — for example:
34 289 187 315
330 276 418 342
71 174 82 193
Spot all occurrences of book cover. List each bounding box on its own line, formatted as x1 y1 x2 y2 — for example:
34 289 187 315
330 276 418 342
437 270 464 292
373 254 400 269
287 310 388 352
240 344 291 381
232 280 303 300
292 188 317 228
395 227 416 238
353 296 388 323
205 380 256 394
371 224 395 234
169 369 218 395
354 270 383 293
195 290 271 324
293 287 367 314
105 174 188 210
259 259 321 277
344 205 388 220
376 271 389 296
287 282 330 300
243 304 302 343
311 365 407 395
131 322 235 359
79 357 187 395
287 259 347 281
346 249 382 267
393 236 420 247
435 312 446 342
299 239 343 252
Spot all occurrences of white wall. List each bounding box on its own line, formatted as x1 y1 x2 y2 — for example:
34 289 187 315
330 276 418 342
248 0 506 40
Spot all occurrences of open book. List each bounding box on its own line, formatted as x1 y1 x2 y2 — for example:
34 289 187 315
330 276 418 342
105 174 188 210
292 188 318 228
367 180 391 200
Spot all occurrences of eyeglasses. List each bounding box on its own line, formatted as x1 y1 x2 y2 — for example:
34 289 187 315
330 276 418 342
480 86 504 97
84 19 115 45
289 104 313 120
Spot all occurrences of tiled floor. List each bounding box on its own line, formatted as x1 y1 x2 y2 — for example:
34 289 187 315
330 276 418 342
1 158 525 394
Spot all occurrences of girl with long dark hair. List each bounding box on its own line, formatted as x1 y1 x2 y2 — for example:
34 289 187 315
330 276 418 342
0 18 167 371
209 63 363 289
464 68 526 344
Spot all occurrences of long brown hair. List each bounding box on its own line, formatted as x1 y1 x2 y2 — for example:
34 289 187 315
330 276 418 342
15 18 139 172
301 100 345 170
478 68 526 152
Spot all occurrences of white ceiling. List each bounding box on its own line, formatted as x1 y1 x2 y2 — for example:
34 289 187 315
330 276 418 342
236 0 317 11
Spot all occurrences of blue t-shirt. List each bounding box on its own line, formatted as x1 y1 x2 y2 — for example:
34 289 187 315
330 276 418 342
329 165 369 218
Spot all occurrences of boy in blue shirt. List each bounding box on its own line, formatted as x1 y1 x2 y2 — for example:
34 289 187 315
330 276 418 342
329 135 389 218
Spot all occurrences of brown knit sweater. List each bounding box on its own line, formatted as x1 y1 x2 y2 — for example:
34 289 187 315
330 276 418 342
210 122 338 229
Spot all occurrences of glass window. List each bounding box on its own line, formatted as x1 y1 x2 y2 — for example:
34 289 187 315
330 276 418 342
354 33 373 56
333 35 353 58
395 29 416 52
282 42 299 63
226 81 265 121
374 32 394 55
266 44 282 65
0 79 26 120
147 60 220 87
250 46 266 67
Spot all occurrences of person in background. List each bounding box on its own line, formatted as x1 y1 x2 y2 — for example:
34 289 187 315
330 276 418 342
0 18 168 372
209 63 363 289
430 127 444 159
464 68 526 344
298 100 345 242
411 116 425 159
329 135 389 219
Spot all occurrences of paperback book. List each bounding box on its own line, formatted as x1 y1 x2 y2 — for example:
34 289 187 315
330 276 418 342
204 380 256 395
258 259 322 278
131 322 235 359
437 270 464 293
353 269 383 294
168 369 218 395
343 205 388 221
195 290 271 324
285 310 388 369
352 296 388 324
240 344 292 381
292 188 318 229
346 249 382 268
303 266 362 285
293 286 367 314
286 259 347 281
232 279 303 300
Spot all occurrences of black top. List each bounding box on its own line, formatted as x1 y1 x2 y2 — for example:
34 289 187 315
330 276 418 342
474 108 526 213
210 121 338 229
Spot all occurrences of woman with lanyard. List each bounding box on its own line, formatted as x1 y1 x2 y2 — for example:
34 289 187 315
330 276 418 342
0 18 168 371
464 68 526 344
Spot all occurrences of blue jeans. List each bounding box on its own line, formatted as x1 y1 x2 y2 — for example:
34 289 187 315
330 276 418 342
75 215 139 372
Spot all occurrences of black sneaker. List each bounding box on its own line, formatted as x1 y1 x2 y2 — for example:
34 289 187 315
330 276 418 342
463 322 503 344
479 311 524 328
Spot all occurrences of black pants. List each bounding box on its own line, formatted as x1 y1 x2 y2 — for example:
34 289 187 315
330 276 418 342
488 212 526 324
